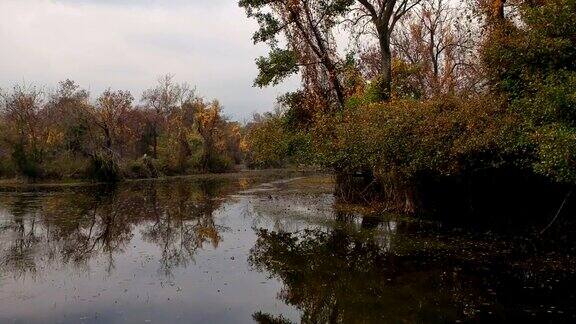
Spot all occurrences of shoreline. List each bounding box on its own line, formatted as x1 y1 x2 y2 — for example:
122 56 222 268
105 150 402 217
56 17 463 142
0 168 326 190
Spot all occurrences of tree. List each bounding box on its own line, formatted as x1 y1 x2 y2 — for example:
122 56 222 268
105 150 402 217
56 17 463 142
141 75 194 158
239 0 352 109
0 76 241 180
0 84 48 178
482 0 576 183
195 100 226 171
162 89 200 173
46 80 91 155
391 0 478 96
93 89 134 153
243 112 291 168
347 0 421 99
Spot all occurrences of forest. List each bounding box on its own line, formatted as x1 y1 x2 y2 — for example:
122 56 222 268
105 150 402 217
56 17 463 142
0 76 243 181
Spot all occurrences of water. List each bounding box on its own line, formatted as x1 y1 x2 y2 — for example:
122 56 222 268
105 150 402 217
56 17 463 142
0 171 574 323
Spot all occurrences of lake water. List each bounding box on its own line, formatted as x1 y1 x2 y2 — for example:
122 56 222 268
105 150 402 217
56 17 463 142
0 171 574 323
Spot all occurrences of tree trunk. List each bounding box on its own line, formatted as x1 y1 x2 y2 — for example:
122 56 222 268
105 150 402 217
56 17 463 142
326 64 346 108
493 0 506 21
104 127 112 151
202 139 213 172
378 25 393 100
299 1 346 109
152 128 158 159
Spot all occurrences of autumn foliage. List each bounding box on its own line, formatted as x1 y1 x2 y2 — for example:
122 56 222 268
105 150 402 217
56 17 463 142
241 0 576 212
0 76 242 181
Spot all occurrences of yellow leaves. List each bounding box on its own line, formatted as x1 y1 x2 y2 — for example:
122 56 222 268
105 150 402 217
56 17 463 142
240 138 250 155
45 129 64 147
195 100 222 133
243 115 289 168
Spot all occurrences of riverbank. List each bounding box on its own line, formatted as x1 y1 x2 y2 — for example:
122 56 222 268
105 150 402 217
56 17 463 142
0 168 326 190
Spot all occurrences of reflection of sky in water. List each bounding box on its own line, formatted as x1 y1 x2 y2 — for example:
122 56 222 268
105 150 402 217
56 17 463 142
0 176 306 323
0 204 298 323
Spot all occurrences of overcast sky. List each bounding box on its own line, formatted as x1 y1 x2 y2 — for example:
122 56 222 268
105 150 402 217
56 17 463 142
0 0 298 120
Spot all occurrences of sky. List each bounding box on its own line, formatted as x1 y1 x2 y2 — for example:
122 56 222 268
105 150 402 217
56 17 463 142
0 0 298 121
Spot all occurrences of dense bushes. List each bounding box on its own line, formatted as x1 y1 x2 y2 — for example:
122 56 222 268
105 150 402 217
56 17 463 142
244 95 518 175
514 73 576 183
243 114 290 168
242 0 575 214
242 112 313 169
319 96 515 177
88 151 121 182
481 0 576 184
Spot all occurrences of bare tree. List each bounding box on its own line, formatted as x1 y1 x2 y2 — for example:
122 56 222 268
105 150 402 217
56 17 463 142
347 0 421 99
391 0 477 96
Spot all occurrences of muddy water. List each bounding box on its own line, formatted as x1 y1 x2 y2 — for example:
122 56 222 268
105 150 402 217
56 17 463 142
0 172 574 323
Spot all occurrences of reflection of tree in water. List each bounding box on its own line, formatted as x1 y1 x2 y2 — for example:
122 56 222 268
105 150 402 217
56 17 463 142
0 178 231 278
0 194 42 276
249 210 488 324
0 187 139 276
140 180 227 276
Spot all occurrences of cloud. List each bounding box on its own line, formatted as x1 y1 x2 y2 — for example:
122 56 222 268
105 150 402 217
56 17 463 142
0 0 297 120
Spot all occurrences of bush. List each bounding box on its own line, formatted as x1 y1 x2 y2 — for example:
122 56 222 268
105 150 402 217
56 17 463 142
205 154 234 173
0 154 16 178
125 155 159 179
41 152 90 179
88 151 121 182
11 144 42 179
243 115 291 168
313 96 515 178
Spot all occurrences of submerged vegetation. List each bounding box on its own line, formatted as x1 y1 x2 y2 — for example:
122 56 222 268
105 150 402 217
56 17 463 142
240 0 576 214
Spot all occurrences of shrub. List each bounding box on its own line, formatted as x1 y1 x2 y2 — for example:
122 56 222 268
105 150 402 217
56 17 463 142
0 154 16 178
205 154 234 173
243 115 290 168
125 155 159 179
42 152 90 179
11 144 42 180
313 96 515 178
88 151 121 182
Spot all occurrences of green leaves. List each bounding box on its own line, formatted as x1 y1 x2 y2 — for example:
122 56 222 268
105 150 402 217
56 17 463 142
254 49 300 87
238 0 276 14
240 0 576 187
483 0 576 96
252 13 283 44
318 0 355 27
532 123 576 183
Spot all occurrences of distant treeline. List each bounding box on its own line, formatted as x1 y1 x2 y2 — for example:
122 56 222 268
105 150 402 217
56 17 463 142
240 0 576 213
0 75 243 181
